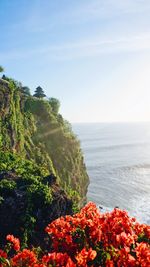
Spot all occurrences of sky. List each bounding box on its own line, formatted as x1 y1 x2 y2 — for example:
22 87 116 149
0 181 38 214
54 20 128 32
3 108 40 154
0 0 150 123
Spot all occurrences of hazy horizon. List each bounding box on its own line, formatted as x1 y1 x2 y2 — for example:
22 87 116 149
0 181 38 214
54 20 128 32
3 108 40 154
71 120 150 124
1 0 150 123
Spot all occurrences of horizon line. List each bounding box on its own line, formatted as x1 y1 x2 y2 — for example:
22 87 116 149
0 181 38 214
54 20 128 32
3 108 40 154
71 121 150 124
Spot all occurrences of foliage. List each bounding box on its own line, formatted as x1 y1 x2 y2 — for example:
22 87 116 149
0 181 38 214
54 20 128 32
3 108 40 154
1 74 6 79
27 182 53 207
0 151 53 244
33 86 46 98
21 86 31 96
0 179 16 195
0 202 149 266
0 66 4 73
24 97 53 119
48 97 60 114
1 75 22 89
24 95 88 206
0 73 89 209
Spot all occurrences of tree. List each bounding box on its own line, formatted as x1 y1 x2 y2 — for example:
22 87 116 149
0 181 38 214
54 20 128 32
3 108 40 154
49 97 60 114
33 86 46 98
2 74 6 80
0 66 4 73
21 86 31 96
1 75 22 88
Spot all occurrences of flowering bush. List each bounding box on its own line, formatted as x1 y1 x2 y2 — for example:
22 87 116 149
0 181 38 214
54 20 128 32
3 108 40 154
0 202 149 266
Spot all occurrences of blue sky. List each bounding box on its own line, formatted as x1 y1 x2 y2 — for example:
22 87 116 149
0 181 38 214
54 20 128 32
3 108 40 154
1 0 150 122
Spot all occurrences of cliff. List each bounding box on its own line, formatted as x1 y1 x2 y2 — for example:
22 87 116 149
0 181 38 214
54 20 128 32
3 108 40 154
0 151 72 248
0 77 89 246
0 78 89 204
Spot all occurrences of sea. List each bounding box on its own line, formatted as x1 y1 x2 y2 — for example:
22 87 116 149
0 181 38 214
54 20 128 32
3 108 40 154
72 122 150 224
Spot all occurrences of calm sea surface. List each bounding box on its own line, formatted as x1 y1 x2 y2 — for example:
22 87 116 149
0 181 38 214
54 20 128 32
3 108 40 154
72 122 150 224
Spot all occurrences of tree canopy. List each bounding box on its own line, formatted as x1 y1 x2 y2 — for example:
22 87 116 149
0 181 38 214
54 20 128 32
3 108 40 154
21 86 31 96
49 97 60 114
33 86 46 98
0 66 4 73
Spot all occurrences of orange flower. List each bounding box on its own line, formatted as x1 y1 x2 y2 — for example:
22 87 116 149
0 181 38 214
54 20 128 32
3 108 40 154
42 252 76 266
76 248 97 266
11 249 37 266
135 242 150 266
6 235 20 251
0 202 149 266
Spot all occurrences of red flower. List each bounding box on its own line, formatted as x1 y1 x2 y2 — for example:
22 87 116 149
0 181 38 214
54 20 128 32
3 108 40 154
135 242 150 266
42 252 76 266
75 248 97 266
106 259 114 267
0 202 149 266
6 235 20 251
0 249 7 258
0 249 8 267
11 249 37 266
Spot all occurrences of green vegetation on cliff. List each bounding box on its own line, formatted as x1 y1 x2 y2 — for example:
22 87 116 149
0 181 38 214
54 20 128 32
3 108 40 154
0 73 89 246
0 75 89 207
0 150 73 247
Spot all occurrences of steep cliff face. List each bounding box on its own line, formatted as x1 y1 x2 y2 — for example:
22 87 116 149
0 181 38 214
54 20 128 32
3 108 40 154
0 79 89 206
0 151 72 247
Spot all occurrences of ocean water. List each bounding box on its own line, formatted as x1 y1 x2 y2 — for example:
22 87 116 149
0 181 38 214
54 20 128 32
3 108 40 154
72 122 150 224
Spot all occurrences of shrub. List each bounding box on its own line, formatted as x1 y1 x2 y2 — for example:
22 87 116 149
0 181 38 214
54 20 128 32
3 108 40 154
0 202 149 266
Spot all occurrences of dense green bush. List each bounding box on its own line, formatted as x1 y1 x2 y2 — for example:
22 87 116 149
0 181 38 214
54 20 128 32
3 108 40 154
0 151 54 245
0 179 16 196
